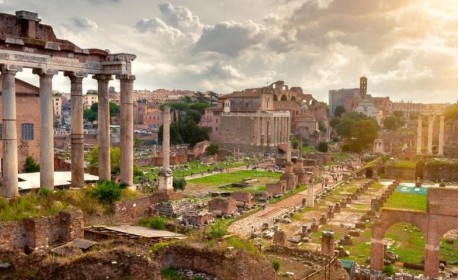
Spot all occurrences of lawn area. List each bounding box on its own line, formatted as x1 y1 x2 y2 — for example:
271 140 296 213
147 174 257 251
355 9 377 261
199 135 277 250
303 146 314 154
385 223 425 264
384 193 427 211
187 170 281 186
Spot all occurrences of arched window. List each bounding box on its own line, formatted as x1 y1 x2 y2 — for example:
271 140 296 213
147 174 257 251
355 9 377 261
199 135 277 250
273 95 278 101
281 94 287 101
21 123 34 140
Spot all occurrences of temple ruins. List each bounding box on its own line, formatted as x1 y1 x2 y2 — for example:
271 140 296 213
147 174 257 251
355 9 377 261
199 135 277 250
0 11 136 197
416 112 445 156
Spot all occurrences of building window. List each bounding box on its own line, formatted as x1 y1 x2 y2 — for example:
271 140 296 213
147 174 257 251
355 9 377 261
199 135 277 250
21 123 34 140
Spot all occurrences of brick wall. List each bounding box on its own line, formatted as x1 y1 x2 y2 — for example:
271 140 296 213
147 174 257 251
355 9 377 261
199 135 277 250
384 166 415 180
111 192 183 224
0 210 83 251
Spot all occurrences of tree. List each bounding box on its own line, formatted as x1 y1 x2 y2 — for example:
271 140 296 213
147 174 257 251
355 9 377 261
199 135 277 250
206 143 219 155
23 156 39 172
83 102 120 123
334 105 346 118
445 104 458 121
383 115 405 131
87 146 121 174
316 142 328 153
342 119 379 153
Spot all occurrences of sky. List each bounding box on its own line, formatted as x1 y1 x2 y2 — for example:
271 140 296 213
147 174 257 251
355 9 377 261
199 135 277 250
1 0 458 103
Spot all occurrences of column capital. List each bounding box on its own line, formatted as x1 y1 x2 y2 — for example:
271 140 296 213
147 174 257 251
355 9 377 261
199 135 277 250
92 73 113 82
0 64 23 74
32 68 58 77
64 71 87 82
116 74 136 81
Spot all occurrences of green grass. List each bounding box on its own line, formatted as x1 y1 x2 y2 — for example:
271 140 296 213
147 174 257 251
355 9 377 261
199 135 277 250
187 170 281 186
0 193 68 221
384 193 427 211
303 146 314 154
386 160 416 169
385 223 425 264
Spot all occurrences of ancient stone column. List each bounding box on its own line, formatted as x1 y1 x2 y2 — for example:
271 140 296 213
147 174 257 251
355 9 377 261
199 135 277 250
286 116 291 143
1 65 22 198
93 74 112 181
417 115 422 155
256 116 261 146
438 114 444 156
117 74 135 186
427 114 435 155
286 141 292 162
65 72 86 188
159 107 173 192
269 117 275 146
33 68 58 190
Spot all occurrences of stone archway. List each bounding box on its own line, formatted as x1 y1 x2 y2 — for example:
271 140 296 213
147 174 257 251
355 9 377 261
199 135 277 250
371 188 458 278
281 94 287 101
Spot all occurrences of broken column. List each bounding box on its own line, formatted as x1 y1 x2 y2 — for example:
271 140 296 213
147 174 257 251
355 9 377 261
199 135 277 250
158 107 173 193
307 185 315 207
321 231 335 257
427 114 435 155
417 115 422 155
438 114 444 156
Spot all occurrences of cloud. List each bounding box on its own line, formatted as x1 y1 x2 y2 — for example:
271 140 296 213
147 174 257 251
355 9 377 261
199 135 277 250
87 0 120 4
158 3 202 32
69 17 98 30
193 21 265 57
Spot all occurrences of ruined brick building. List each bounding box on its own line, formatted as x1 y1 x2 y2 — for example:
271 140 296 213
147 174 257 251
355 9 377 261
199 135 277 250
200 81 329 151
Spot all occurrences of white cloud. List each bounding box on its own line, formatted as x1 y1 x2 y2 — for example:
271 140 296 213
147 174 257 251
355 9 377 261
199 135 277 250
69 17 98 30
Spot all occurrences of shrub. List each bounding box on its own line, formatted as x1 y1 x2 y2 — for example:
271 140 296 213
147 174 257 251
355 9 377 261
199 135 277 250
173 177 187 191
91 181 121 204
23 156 40 172
209 220 227 239
316 142 328 153
271 259 281 272
139 216 166 230
382 264 395 276
205 143 219 155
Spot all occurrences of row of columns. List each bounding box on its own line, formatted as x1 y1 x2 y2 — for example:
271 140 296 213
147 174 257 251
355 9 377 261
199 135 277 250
1 64 135 198
253 116 290 146
416 114 444 156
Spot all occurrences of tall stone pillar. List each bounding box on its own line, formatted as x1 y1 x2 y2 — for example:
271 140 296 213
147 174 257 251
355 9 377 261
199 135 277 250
93 74 112 181
280 117 284 144
65 72 86 188
273 117 278 145
417 115 422 155
427 115 434 155
117 74 135 186
424 244 440 279
159 107 173 192
438 114 444 156
1 65 22 198
33 68 58 190
269 117 275 146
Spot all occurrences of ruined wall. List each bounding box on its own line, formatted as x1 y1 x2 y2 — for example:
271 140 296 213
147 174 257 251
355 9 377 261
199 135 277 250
384 166 415 180
111 192 183 224
0 210 83 251
423 160 458 182
215 115 254 146
157 245 277 280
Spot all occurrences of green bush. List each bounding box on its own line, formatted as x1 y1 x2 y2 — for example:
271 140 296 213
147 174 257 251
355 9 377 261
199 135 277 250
139 216 166 230
271 259 281 272
209 220 227 239
206 143 219 155
316 142 328 153
173 177 187 191
382 264 395 276
91 181 121 204
23 156 40 172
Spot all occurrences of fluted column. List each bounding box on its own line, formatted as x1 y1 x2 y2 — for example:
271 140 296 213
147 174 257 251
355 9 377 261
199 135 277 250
427 115 434 155
1 65 22 198
117 74 135 186
65 72 86 187
33 68 58 190
93 74 112 181
438 114 444 156
417 115 422 155
272 117 277 146
256 117 261 146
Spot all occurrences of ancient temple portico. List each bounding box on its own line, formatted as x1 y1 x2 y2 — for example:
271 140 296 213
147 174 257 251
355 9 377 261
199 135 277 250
0 11 136 197
416 113 445 156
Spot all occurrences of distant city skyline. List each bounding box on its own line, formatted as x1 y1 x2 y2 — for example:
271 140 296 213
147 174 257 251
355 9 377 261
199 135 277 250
1 0 458 103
